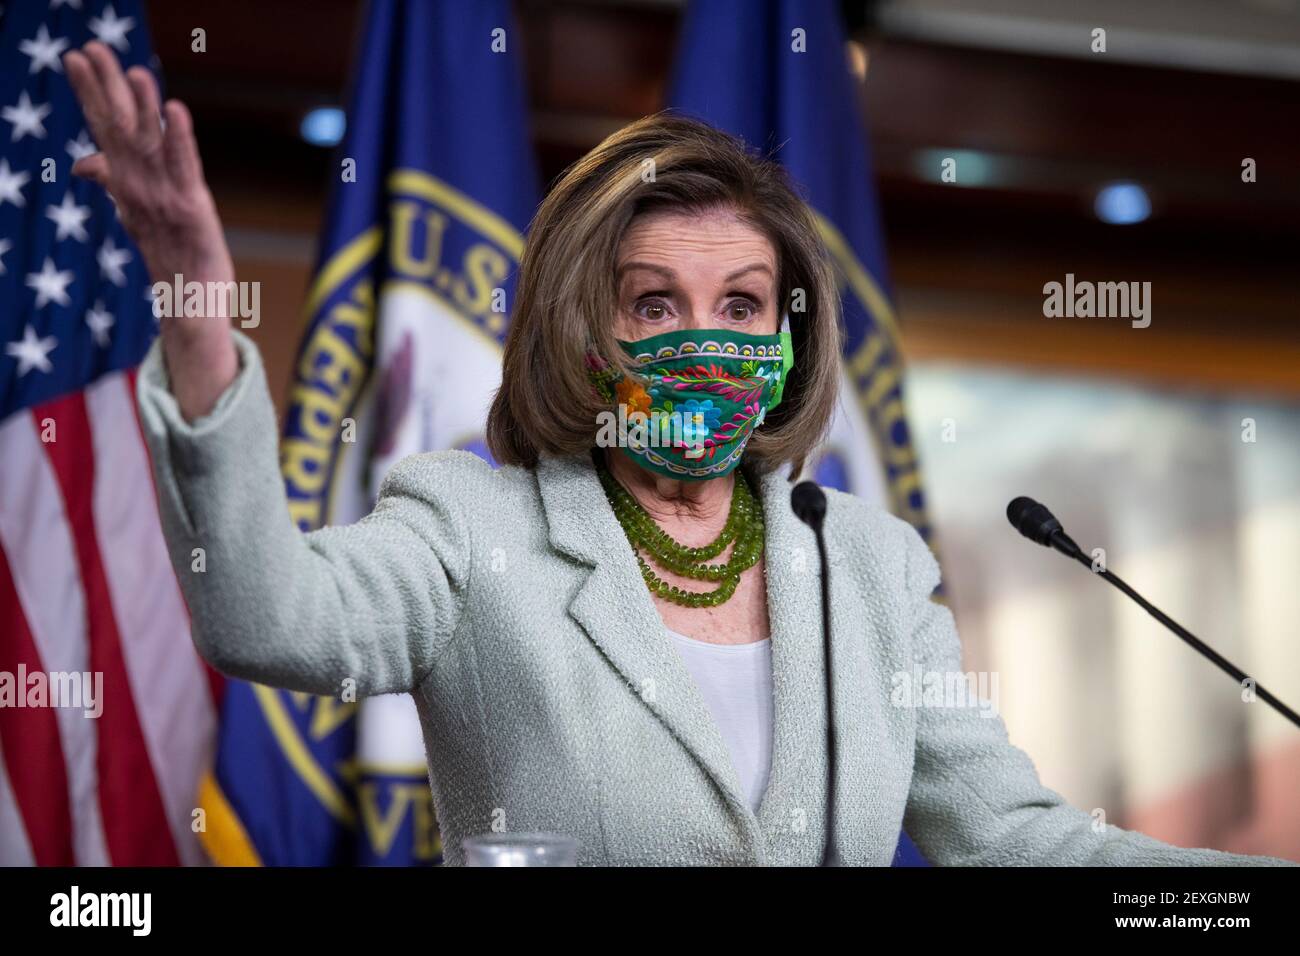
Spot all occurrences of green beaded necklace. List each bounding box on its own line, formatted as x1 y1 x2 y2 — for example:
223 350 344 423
596 456 765 608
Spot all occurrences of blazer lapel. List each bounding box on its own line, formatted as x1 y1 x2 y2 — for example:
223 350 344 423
534 454 753 821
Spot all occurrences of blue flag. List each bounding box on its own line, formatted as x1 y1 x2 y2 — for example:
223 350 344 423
202 0 538 866
670 0 935 866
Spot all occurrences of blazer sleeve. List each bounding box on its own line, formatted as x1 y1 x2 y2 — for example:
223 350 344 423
135 330 475 698
898 524 1294 866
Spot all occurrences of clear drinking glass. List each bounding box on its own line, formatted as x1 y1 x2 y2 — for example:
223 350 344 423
462 832 579 867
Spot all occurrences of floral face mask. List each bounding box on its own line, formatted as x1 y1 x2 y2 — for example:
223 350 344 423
590 326 794 480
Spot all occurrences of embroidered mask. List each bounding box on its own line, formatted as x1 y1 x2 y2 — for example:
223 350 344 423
590 326 793 480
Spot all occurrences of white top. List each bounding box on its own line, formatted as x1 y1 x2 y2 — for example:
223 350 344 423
666 629 774 813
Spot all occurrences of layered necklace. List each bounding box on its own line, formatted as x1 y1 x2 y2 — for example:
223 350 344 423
596 457 765 608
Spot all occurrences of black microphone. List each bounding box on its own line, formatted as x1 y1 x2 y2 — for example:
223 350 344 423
791 480 841 866
1007 496 1300 730
1006 495 1083 559
791 481 827 530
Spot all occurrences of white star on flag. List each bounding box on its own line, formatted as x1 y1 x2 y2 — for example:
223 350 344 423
85 300 115 347
143 284 162 322
51 0 84 9
67 130 97 163
0 158 31 207
98 236 133 286
3 91 53 142
19 24 70 74
26 257 75 309
0 238 11 275
89 4 135 52
47 191 93 242
6 324 58 376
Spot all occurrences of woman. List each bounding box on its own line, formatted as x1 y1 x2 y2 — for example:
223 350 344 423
64 41 1286 866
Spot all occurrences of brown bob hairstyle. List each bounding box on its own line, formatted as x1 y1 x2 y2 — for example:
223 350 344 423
486 112 843 477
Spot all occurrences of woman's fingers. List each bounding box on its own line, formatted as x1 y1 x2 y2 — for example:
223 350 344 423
63 49 111 139
71 153 111 186
83 41 137 142
161 99 203 190
61 41 222 287
126 66 163 152
65 41 174 216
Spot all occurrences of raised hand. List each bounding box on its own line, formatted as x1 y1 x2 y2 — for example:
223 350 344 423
64 40 239 420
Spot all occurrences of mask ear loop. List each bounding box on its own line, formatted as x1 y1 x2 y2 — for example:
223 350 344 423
769 313 795 410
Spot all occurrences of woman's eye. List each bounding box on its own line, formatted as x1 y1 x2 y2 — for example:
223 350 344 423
635 300 670 320
727 300 757 320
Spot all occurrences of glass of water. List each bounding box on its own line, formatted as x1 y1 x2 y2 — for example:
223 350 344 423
462 832 579 867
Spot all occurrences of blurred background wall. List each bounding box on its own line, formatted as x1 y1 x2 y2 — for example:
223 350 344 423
143 0 1300 856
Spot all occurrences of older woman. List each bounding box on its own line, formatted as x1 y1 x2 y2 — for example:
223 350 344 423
65 41 1285 867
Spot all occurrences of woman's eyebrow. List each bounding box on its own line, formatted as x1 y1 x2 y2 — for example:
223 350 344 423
724 263 774 282
617 261 676 282
617 262 774 283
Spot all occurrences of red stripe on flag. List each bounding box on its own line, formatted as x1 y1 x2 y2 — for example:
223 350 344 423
36 394 180 866
123 367 225 708
0 541 75 865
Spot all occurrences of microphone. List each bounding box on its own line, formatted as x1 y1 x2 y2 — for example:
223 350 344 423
1007 497 1300 730
791 481 827 530
791 480 841 866
1006 496 1083 559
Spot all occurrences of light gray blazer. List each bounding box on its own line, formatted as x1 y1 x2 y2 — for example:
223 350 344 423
137 332 1289 866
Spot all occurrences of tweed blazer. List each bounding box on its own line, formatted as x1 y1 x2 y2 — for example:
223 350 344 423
136 332 1289 866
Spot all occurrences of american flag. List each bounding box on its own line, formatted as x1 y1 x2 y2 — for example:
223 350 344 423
0 1 217 865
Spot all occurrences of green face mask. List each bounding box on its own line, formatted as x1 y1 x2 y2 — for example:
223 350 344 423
591 327 794 481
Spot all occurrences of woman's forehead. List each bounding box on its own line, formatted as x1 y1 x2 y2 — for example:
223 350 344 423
617 206 777 277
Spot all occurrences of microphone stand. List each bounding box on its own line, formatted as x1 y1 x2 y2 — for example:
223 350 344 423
792 482 842 866
1049 530 1300 729
1009 497 1300 730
